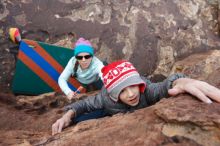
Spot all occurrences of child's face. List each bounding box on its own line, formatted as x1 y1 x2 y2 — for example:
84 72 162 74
119 85 140 106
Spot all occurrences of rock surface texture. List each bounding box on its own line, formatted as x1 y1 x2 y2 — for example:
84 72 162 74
0 0 220 146
0 50 220 145
0 0 220 91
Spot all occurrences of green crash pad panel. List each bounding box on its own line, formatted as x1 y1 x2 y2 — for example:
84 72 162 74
12 39 85 95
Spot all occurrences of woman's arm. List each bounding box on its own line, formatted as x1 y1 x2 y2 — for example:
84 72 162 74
58 57 75 95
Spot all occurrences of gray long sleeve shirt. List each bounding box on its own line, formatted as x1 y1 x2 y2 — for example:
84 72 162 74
65 73 185 117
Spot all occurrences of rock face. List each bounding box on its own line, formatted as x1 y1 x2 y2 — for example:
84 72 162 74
0 0 220 145
43 96 220 146
0 50 220 146
1 86 220 145
0 0 220 92
171 50 220 82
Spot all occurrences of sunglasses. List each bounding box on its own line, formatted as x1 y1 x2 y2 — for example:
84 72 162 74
75 55 92 60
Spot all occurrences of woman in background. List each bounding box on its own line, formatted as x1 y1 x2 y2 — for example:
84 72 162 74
58 37 104 100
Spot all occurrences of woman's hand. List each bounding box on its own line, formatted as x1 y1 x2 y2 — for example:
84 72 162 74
168 78 220 103
52 110 75 135
67 86 84 100
67 91 78 100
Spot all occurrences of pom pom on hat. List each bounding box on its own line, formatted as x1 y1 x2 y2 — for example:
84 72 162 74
73 37 94 56
101 60 146 102
75 38 92 46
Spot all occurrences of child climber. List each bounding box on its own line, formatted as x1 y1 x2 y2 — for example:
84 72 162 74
58 38 104 100
52 60 220 135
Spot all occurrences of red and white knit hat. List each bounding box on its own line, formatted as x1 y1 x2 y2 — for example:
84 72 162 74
101 60 146 102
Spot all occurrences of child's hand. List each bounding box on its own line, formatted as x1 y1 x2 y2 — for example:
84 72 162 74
168 78 220 104
52 110 74 135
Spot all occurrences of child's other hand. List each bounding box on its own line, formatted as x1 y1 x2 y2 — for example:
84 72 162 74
52 110 74 135
168 78 220 104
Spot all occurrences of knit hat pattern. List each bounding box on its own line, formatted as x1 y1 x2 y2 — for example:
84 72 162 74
102 60 146 102
73 38 94 56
